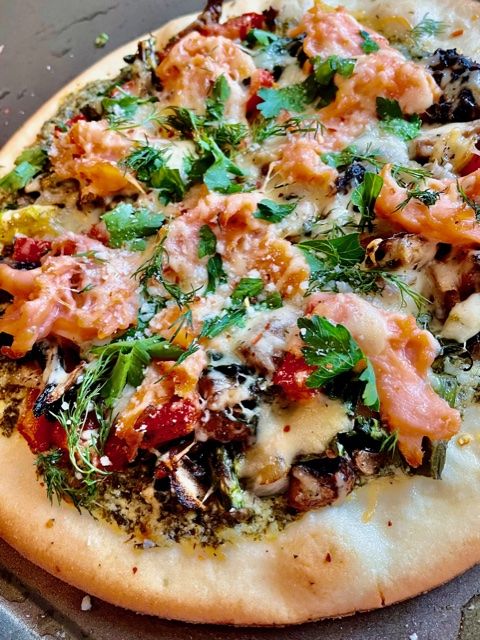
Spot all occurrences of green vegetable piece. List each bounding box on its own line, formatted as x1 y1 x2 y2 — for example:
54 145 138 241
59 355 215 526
351 171 384 231
253 199 296 223
231 277 264 302
313 55 355 85
0 146 47 193
198 224 217 258
101 203 164 248
298 233 365 267
95 32 109 48
376 97 422 141
359 361 380 410
298 316 364 388
359 30 380 54
206 75 231 122
200 307 246 339
206 254 227 293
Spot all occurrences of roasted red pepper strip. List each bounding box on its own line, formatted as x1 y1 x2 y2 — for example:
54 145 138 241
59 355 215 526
13 237 51 264
273 353 316 401
17 389 66 453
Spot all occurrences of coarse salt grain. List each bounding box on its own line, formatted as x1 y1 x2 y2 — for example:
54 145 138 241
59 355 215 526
80 595 92 611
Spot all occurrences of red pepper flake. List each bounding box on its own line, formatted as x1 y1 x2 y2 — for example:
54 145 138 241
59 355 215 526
325 552 332 563
283 425 291 432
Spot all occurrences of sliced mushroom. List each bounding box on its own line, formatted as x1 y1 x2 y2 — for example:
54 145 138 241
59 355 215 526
170 458 208 511
288 457 356 511
365 234 437 270
351 450 385 476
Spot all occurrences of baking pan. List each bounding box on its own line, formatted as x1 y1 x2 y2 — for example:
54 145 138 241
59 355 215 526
0 1 479 638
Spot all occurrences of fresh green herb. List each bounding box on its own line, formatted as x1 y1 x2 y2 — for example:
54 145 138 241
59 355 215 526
261 291 283 309
253 198 297 223
198 224 217 258
206 254 227 293
359 30 380 54
246 28 278 47
231 277 264 302
351 171 384 231
359 361 380 410
391 164 433 186
35 450 85 508
321 144 382 170
252 115 320 144
123 145 166 182
197 137 247 194
214 123 248 150
457 179 480 221
0 147 47 193
200 307 247 339
409 16 448 45
102 90 158 128
379 430 399 455
313 55 355 85
101 203 164 248
206 75 230 122
298 233 364 267
95 32 109 48
257 83 311 118
298 316 364 388
150 165 186 204
376 97 421 141
395 188 441 211
214 446 248 510
431 373 458 408
160 106 202 139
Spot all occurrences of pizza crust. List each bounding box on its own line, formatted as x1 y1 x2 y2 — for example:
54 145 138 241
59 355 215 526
1 0 480 625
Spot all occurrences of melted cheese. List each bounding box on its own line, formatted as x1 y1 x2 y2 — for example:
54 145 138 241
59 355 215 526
240 395 351 483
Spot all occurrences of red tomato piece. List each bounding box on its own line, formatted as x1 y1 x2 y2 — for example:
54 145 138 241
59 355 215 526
16 389 66 453
273 353 316 401
461 153 480 176
135 397 200 448
201 13 265 40
13 237 51 264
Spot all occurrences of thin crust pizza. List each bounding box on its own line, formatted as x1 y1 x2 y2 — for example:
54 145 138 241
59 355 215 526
1 0 480 626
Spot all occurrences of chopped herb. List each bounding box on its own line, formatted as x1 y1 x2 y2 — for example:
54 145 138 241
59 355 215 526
253 198 297 223
351 171 384 231
395 188 441 211
321 144 382 170
376 97 421 141
409 16 448 45
95 32 109 48
206 254 227 293
231 277 264 302
257 83 311 118
150 165 186 204
160 106 202 139
457 180 480 221
298 316 364 388
391 164 433 186
197 137 247 194
246 28 278 47
379 430 399 455
261 291 283 309
102 90 158 128
198 224 217 258
298 233 364 267
123 145 166 182
359 30 380 54
0 147 47 193
200 307 246 339
313 55 355 85
359 360 380 410
206 75 230 122
252 115 320 143
101 203 164 248
214 123 248 150
35 450 85 508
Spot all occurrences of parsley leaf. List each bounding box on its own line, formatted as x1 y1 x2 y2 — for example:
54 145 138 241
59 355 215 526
231 277 264 302
150 165 186 204
0 146 47 193
206 254 227 293
253 199 297 223
376 97 421 141
262 291 283 309
321 145 382 170
359 361 380 410
123 145 166 182
298 233 364 266
101 203 164 248
351 172 384 231
257 84 311 118
359 30 380 54
102 91 158 127
298 316 363 388
246 28 278 47
198 224 217 258
206 75 230 122
198 137 247 194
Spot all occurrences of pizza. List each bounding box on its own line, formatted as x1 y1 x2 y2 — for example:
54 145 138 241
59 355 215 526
1 0 480 626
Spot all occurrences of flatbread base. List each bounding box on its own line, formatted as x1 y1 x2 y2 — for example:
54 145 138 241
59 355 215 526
1 0 480 625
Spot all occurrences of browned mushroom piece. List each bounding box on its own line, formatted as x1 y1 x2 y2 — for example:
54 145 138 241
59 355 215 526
197 412 252 443
428 247 480 318
351 450 386 476
287 457 357 511
170 457 208 511
365 233 436 270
